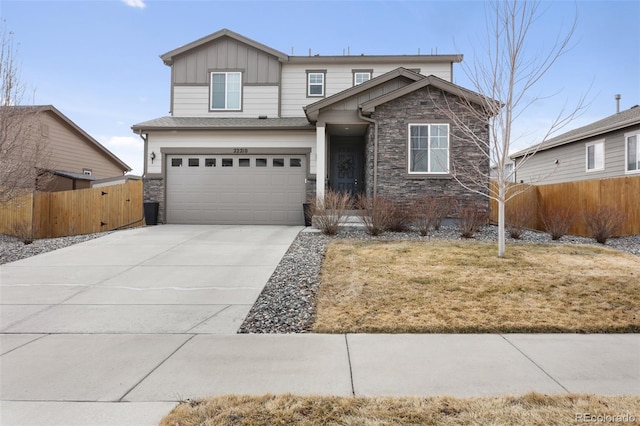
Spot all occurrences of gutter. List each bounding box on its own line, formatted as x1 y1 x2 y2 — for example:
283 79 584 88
358 109 378 197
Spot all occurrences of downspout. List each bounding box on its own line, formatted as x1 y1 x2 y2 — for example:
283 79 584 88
136 130 148 177
358 109 378 197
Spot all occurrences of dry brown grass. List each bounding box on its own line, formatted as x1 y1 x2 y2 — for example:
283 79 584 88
313 240 640 333
161 393 640 426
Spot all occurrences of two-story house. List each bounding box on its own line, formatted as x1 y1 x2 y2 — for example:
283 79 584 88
132 29 491 225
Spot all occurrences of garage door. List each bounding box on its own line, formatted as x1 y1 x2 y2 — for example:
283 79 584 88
166 154 307 225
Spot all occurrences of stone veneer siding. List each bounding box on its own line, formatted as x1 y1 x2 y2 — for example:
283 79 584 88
365 86 490 215
143 176 165 224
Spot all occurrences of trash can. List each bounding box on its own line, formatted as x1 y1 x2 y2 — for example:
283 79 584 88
144 202 159 226
303 203 312 226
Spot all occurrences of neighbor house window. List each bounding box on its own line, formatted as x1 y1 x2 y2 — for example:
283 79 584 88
626 132 640 173
408 124 450 174
586 141 604 172
82 169 92 176
353 71 371 86
210 72 242 110
307 71 325 97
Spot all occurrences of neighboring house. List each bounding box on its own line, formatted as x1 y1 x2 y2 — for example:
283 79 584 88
3 105 131 191
511 105 640 185
132 28 491 225
490 161 515 182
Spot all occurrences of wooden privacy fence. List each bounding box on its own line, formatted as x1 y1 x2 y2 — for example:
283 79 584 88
490 175 640 237
0 181 144 239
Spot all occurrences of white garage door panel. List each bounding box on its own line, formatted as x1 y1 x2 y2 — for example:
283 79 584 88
166 154 306 225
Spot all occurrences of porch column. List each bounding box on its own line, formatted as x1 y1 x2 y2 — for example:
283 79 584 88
315 124 326 200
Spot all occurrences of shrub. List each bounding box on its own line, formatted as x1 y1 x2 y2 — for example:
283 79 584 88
457 206 488 238
387 200 413 232
413 195 451 236
10 220 36 244
505 201 535 239
583 205 626 244
309 190 352 236
540 204 575 241
356 195 395 236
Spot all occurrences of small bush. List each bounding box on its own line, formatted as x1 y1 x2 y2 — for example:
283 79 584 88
10 220 36 244
356 195 395 236
457 206 488 238
540 204 575 240
309 190 352 236
413 195 451 236
506 201 535 239
584 205 626 244
387 200 413 232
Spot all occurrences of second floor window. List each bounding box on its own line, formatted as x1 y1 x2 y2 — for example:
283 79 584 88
211 72 241 110
354 72 371 85
307 72 325 97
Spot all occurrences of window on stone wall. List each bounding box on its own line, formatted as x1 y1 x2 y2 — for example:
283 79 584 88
408 123 450 174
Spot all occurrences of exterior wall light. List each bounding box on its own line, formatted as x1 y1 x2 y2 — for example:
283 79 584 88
150 151 156 163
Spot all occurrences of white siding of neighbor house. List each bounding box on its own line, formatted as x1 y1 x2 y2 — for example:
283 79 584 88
172 85 280 118
146 130 316 175
280 62 453 117
513 127 636 184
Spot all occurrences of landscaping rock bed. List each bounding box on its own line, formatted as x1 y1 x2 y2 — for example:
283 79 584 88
0 232 112 265
238 225 640 334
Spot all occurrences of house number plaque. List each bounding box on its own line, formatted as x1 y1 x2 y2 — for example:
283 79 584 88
233 148 249 154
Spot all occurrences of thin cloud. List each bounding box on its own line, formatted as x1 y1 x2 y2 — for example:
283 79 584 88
122 0 146 9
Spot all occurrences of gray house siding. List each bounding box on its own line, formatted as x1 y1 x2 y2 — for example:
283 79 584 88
171 36 281 85
366 86 490 213
514 124 639 185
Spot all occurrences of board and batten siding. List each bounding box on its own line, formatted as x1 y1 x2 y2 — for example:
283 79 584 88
146 130 316 175
514 128 635 185
172 85 279 117
42 113 125 178
280 62 453 117
171 37 281 85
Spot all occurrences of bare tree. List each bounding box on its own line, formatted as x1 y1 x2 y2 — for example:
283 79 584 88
438 0 587 257
0 21 52 202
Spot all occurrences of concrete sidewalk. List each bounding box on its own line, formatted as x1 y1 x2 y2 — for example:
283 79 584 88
1 225 638 426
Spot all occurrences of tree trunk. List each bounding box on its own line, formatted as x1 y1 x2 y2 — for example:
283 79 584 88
498 183 506 258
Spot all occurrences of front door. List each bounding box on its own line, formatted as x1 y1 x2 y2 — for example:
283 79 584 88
330 141 364 198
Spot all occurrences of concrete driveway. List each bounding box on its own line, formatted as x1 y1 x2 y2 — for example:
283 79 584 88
1 225 638 425
0 225 303 425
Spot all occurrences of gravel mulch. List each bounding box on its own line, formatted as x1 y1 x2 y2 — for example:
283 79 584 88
238 225 640 334
0 232 112 265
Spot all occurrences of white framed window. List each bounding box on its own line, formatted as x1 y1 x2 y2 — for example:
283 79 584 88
307 71 325 97
586 140 604 172
626 132 640 173
408 123 450 174
82 169 92 176
210 72 242 110
353 71 371 86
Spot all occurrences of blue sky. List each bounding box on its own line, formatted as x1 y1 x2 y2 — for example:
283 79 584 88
2 0 638 175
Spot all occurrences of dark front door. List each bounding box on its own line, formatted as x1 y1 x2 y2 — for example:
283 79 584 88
330 141 364 198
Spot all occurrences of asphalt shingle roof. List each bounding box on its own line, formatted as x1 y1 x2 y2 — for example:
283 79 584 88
511 105 640 158
132 116 314 131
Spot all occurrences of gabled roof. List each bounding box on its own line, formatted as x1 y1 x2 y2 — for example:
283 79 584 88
4 105 131 172
360 74 492 114
160 28 288 65
510 105 640 158
303 67 426 122
132 116 314 131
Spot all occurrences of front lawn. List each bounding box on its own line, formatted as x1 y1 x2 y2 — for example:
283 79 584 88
160 393 640 426
313 240 640 333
